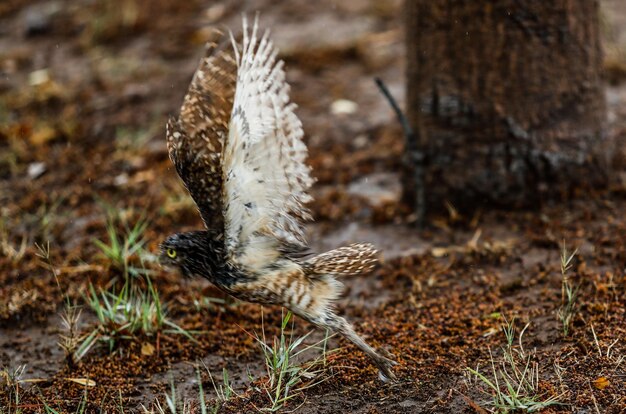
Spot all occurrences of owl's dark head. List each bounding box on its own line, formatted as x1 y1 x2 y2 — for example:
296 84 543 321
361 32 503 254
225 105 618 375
159 231 217 278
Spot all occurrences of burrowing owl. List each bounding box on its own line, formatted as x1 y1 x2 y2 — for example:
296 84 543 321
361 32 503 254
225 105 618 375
160 17 396 380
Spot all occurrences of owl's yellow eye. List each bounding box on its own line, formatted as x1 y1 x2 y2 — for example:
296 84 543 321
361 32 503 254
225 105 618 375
166 248 177 259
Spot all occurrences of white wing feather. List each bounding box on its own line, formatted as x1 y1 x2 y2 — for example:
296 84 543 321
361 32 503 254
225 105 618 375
223 17 314 271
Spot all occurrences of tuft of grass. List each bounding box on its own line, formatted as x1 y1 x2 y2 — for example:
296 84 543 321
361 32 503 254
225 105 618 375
557 243 579 336
142 370 213 414
1 197 64 263
0 213 27 263
92 212 149 280
253 310 334 412
467 320 563 413
35 242 60 288
35 242 88 368
84 211 193 359
40 384 89 414
81 276 195 355
202 362 236 413
161 378 187 414
58 306 85 368
0 365 26 414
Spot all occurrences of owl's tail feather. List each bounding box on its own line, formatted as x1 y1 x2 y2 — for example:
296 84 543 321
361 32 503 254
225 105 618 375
306 243 379 277
298 243 395 381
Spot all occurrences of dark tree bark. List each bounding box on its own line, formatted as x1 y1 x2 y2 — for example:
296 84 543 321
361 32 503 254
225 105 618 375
405 0 610 212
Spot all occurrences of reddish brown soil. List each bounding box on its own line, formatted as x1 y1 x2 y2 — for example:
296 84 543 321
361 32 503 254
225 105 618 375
1 0 626 413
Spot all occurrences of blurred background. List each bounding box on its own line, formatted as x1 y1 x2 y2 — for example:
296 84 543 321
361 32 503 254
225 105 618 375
1 0 626 412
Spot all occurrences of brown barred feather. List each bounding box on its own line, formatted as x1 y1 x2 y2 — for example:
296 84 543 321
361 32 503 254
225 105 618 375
306 243 379 276
166 29 237 231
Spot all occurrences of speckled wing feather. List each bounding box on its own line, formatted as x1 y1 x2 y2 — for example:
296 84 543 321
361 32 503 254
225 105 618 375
223 17 314 271
166 30 237 232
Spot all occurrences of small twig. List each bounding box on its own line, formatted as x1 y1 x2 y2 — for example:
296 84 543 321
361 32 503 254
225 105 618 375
518 322 530 358
374 77 425 227
374 78 413 140
606 338 619 359
587 381 601 414
590 323 602 357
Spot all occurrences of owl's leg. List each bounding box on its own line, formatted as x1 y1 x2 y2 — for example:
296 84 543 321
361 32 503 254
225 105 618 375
315 314 397 381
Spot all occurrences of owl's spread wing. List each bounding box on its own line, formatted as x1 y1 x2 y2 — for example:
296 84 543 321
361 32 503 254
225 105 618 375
223 17 314 272
166 30 237 233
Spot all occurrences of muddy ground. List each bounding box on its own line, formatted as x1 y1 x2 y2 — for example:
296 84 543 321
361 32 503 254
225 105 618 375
1 0 625 413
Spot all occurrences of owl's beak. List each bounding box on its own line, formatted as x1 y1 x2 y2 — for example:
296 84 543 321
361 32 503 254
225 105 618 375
157 251 174 269
158 253 192 279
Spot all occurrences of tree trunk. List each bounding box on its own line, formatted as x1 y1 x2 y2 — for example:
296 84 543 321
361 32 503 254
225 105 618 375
405 0 609 212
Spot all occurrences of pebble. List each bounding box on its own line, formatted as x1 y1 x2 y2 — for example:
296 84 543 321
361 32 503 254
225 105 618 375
27 162 46 179
331 99 358 115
